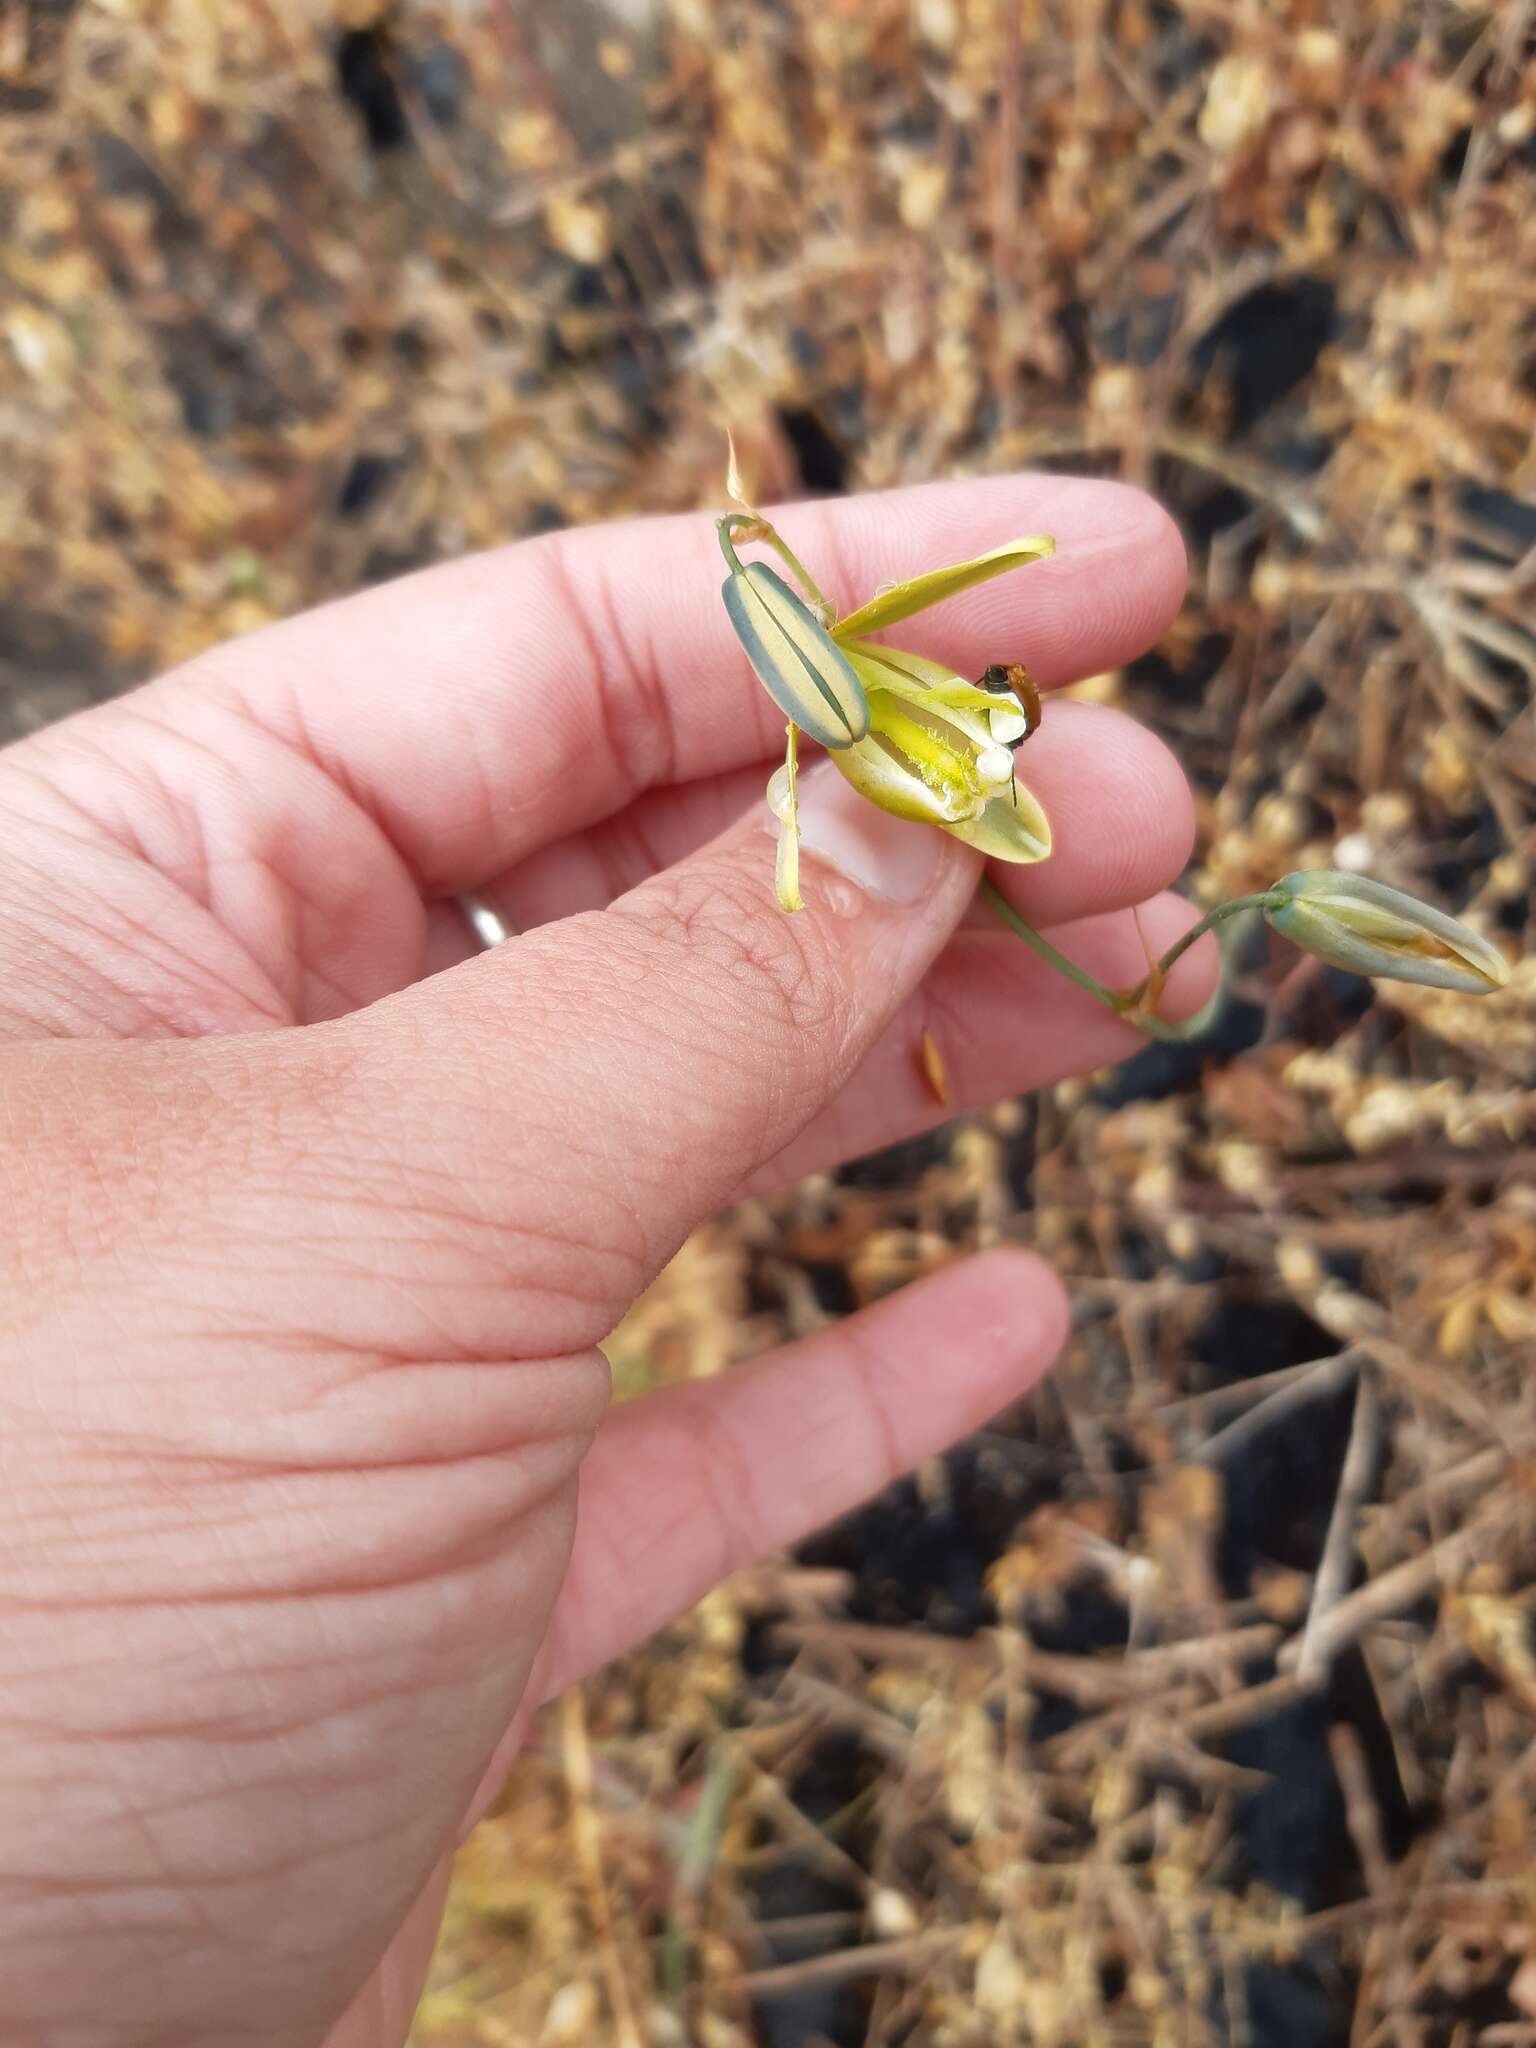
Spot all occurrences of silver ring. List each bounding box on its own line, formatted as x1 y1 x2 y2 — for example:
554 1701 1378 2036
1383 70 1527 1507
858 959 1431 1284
458 892 516 950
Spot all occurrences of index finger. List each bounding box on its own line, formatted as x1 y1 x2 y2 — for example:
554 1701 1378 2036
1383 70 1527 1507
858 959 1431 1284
166 474 1186 894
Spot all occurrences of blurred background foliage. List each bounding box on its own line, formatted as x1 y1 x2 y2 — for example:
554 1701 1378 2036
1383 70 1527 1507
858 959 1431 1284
3 1 1536 2042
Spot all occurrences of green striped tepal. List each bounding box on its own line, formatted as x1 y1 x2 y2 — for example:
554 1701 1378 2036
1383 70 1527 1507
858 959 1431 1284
722 562 870 750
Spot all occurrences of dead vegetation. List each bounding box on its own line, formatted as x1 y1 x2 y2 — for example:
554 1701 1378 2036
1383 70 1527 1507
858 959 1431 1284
2 0 1535 2042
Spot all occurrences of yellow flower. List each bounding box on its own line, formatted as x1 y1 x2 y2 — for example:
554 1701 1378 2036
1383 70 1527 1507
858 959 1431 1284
721 520 1056 909
833 642 1050 864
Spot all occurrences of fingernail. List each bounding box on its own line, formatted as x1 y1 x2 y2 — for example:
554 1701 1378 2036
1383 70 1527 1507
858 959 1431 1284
791 759 950 905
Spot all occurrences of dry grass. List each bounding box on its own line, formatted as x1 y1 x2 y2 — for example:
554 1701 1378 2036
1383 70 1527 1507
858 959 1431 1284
3 1 1535 2042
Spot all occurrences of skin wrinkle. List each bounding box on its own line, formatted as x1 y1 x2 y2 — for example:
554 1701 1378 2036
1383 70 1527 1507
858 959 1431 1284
629 860 847 1041
11 1349 609 1481
256 654 378 827
556 1435 743 1663
558 944 817 1229
680 1389 780 1584
88 1218 538 1299
7 1426 593 1600
59 709 225 910
19 689 401 1034
0 1805 416 1911
0 949 101 1040
23 1732 434 1864
833 1282 920 1481
103 1243 526 1368
74 887 289 1029
309 1155 653 1335
1 1038 634 1366
7 1335 602 1556
50 721 354 1032
357 1120 629 1272
17 1592 296 1711
540 526 683 801
0 1633 478 1753
97 706 391 1025
2 1538 517 1709
206 1347 609 1465
0 843 291 1038
0 752 154 865
0 1795 432 2035
3 1509 563 1635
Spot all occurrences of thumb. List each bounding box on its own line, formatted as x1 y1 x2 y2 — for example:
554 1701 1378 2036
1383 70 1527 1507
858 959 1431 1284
339 758 980 1353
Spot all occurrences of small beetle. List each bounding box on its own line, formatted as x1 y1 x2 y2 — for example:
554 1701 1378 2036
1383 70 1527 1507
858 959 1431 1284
976 663 1043 747
975 663 1042 806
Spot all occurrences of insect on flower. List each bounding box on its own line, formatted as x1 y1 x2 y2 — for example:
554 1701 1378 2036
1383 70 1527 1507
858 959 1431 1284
717 489 1056 911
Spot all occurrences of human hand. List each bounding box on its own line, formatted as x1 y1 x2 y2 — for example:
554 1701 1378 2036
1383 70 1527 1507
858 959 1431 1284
0 475 1208 2047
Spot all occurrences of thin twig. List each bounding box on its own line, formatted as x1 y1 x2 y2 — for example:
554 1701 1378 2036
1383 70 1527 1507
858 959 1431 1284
739 1929 964 1997
1181 1673 1321 1741
1277 1519 1496 1676
1329 1722 1395 1902
1194 1350 1365 1468
1141 1352 1353 1425
1297 1372 1384 1681
1331 1720 1408 2048
773 1615 1281 1707
563 1689 647 2048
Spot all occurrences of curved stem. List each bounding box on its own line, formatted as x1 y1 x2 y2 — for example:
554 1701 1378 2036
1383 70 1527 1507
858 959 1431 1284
716 514 753 574
1148 891 1286 983
981 883 1287 1044
715 514 834 617
983 884 1125 1014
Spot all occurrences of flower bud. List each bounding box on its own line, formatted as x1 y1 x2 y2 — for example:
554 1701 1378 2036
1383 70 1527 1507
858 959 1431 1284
1265 871 1509 994
721 562 869 750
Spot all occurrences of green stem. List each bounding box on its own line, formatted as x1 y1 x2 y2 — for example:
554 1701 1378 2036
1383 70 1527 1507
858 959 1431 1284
981 883 1286 1044
715 514 834 616
1154 891 1286 981
716 513 752 574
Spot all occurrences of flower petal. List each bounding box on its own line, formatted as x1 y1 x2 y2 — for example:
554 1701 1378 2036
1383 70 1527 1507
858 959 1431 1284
943 783 1052 864
723 562 870 749
843 641 1005 717
828 732 967 826
833 534 1056 640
